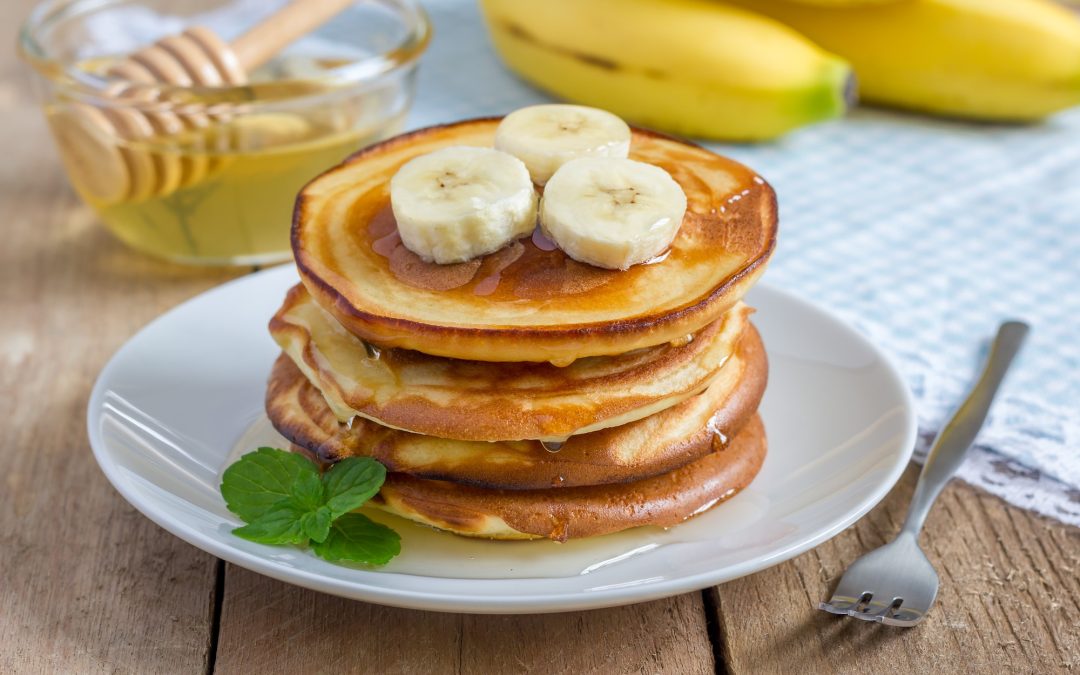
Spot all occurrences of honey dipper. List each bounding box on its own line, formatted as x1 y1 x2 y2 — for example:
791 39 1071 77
51 0 355 205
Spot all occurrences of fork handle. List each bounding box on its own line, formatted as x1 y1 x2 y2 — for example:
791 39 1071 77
899 320 1029 538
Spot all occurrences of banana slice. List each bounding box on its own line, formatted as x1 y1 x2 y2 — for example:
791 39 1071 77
494 104 631 185
390 146 538 264
540 157 686 270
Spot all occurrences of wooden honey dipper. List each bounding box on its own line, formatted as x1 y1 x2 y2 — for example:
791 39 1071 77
52 0 355 205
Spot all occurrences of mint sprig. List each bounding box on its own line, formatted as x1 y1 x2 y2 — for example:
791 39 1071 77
221 448 399 565
312 514 401 565
221 447 317 522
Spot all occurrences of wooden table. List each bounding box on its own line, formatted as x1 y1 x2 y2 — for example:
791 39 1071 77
3 4 1078 671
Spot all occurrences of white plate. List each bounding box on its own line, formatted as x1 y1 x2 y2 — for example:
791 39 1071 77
87 265 916 614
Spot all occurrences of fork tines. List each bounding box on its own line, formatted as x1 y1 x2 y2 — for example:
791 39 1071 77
819 593 925 627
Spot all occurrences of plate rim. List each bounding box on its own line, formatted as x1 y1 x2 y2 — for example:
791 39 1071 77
87 264 917 614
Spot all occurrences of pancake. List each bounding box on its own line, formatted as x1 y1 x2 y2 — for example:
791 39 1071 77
293 118 777 365
364 414 766 541
266 323 767 489
271 283 753 442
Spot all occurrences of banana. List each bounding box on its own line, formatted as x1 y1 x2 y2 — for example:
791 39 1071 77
494 104 631 185
721 0 1080 120
782 0 902 5
540 157 687 270
479 0 853 141
389 146 538 264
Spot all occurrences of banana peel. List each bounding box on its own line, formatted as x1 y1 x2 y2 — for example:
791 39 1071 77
479 0 854 141
723 0 1080 121
781 0 906 6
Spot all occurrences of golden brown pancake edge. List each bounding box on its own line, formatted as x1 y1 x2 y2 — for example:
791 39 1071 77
366 414 767 541
266 323 767 490
270 282 755 441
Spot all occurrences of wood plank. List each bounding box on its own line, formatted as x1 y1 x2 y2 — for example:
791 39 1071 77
0 22 243 668
710 465 1080 674
214 565 716 674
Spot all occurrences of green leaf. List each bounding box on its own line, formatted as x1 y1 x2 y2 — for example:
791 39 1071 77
311 513 401 565
301 506 333 544
289 470 325 512
322 458 386 518
221 447 320 522
232 499 309 545
222 449 398 565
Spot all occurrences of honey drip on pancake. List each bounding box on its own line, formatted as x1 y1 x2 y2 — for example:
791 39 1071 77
643 250 671 265
540 440 566 453
530 227 558 251
371 230 401 257
670 333 695 348
707 414 730 452
362 341 381 359
365 204 621 300
472 242 526 296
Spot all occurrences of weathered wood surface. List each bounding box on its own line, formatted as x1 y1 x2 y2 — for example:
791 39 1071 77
712 465 1080 674
2 0 1078 672
0 23 243 674
214 566 715 674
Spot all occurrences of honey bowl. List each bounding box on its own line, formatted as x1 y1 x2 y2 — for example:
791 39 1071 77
19 0 430 265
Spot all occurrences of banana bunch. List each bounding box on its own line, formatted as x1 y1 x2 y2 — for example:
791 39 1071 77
479 0 853 141
479 0 1080 140
781 0 900 5
725 0 1080 121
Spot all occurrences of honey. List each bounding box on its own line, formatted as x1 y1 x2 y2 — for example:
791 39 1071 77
49 104 402 264
37 48 416 264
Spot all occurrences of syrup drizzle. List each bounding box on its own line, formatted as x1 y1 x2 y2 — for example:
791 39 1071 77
470 241 526 296
540 440 565 453
372 230 401 257
643 250 671 265
362 340 381 359
669 333 694 348
706 414 729 451
473 274 501 296
530 227 558 252
726 188 752 204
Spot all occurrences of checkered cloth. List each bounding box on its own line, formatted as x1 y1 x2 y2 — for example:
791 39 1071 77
411 0 1080 526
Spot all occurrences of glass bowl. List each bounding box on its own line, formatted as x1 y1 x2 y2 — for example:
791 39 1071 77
19 0 430 265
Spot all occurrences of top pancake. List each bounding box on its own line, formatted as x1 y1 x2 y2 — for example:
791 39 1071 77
293 118 777 364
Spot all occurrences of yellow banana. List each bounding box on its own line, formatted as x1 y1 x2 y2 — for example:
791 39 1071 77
723 0 1080 120
479 0 853 141
784 0 903 5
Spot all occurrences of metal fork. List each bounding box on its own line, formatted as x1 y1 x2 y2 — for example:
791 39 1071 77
819 320 1030 627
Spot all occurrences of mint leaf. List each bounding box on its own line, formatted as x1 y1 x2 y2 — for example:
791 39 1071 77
233 499 309 545
221 448 399 565
301 506 333 544
289 470 325 512
311 513 400 565
322 457 386 518
221 447 320 522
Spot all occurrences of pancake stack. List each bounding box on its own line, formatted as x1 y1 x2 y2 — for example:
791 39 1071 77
266 115 777 541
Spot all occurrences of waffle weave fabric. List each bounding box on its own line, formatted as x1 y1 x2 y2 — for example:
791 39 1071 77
409 0 1080 526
